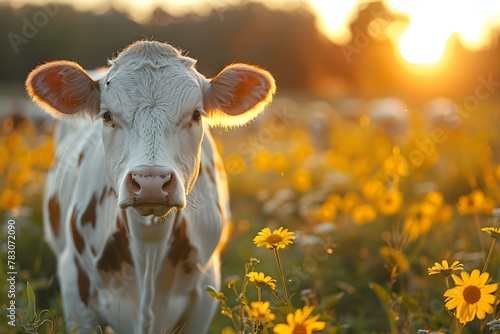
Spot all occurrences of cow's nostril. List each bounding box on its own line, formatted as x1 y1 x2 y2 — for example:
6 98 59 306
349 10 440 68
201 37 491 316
162 173 174 193
128 173 141 193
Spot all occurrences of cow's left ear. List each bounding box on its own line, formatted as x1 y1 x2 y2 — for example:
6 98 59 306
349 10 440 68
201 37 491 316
203 64 276 127
26 60 100 119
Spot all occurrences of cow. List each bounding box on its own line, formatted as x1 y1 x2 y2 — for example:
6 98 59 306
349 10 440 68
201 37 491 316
25 40 276 333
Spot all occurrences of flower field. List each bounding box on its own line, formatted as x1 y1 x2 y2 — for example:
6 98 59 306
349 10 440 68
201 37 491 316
2 95 500 333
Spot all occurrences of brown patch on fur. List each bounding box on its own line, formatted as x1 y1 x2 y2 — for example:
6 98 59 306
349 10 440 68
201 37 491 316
75 255 90 305
204 165 216 183
97 217 133 272
71 209 85 254
48 195 60 237
168 218 193 270
182 262 193 275
120 210 129 232
99 186 109 204
77 152 84 167
81 194 97 228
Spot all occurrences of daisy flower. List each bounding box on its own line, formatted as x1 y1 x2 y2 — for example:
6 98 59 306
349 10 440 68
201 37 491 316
246 301 276 323
427 260 464 276
247 271 277 290
253 227 295 250
273 305 326 334
444 269 498 324
482 227 500 239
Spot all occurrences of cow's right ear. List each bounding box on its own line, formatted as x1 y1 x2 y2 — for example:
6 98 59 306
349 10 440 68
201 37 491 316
26 61 100 118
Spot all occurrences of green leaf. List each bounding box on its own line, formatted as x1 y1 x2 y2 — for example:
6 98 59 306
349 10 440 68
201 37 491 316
369 282 397 334
26 281 36 322
317 291 345 311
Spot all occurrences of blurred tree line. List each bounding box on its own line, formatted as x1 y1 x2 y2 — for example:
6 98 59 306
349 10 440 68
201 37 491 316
1 1 500 104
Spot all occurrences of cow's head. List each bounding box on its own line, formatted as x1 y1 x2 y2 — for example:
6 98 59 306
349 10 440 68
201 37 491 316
26 41 275 218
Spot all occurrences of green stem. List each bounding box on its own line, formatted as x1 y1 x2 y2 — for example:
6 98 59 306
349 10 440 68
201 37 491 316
257 286 262 302
274 248 291 313
270 288 287 305
483 238 497 273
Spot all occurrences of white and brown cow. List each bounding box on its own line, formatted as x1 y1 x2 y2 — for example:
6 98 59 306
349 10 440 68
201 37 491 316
26 40 275 333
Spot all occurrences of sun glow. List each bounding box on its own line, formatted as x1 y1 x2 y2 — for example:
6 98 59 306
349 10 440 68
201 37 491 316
309 0 500 65
396 2 453 65
308 0 360 45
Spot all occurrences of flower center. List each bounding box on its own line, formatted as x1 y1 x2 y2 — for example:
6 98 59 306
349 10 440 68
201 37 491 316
266 234 283 244
293 324 307 334
463 285 481 304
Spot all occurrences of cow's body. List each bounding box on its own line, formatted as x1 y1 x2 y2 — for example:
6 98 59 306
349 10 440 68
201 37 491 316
26 41 275 333
46 119 227 333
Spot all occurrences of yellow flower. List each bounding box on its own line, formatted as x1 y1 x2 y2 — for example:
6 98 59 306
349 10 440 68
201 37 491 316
379 246 409 273
403 203 434 241
377 189 403 216
383 150 410 178
425 191 444 207
340 192 359 213
457 190 496 215
245 301 276 322
315 196 337 222
273 305 326 334
291 140 315 165
352 204 377 224
292 168 312 192
444 269 497 324
482 227 500 239
273 152 290 173
436 204 453 224
361 179 384 202
253 227 295 250
427 260 464 276
253 149 273 172
246 272 277 290
221 326 236 334
0 188 23 211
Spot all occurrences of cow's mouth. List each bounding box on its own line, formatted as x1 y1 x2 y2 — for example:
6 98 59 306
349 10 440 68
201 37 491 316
120 203 184 218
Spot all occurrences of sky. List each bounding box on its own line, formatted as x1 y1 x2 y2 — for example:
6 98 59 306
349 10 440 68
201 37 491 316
3 0 500 65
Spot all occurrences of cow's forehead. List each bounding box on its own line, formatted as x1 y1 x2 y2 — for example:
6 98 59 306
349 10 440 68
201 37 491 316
100 44 203 125
103 66 201 107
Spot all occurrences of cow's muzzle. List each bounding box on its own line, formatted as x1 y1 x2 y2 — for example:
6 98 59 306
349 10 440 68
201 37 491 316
119 165 185 217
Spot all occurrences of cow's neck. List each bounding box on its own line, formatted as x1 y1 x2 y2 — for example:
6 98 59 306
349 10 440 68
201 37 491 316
126 210 178 332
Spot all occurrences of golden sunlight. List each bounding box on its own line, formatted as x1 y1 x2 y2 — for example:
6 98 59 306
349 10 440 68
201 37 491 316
309 0 500 65
387 0 500 65
308 0 360 45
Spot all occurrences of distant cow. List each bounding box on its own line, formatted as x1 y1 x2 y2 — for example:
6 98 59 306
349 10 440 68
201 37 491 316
26 40 275 333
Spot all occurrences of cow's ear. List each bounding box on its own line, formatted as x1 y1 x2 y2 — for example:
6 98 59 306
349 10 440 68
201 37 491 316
26 60 100 119
203 64 276 127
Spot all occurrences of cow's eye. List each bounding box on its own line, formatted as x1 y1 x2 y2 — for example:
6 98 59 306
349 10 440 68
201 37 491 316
102 111 114 125
192 109 202 122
